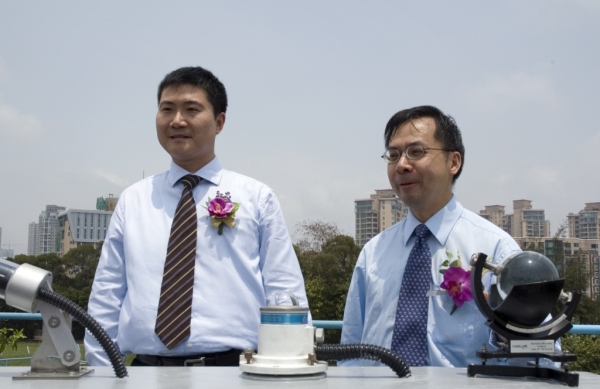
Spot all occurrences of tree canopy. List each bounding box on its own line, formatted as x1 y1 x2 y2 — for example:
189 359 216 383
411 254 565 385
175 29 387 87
9 244 101 311
294 220 360 343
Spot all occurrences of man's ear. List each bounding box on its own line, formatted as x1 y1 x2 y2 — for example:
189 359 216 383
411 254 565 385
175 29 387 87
449 151 462 176
215 112 226 134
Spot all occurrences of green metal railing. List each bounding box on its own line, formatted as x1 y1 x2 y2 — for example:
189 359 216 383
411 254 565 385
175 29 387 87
1 314 598 366
1 314 599 334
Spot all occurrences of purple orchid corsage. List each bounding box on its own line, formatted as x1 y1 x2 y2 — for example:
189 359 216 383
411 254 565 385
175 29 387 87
205 191 239 235
439 250 474 314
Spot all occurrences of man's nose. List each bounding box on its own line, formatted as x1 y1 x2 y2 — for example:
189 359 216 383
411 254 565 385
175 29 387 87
394 153 412 172
171 111 186 127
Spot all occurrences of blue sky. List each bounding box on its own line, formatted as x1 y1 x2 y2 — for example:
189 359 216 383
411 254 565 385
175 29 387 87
1 1 599 254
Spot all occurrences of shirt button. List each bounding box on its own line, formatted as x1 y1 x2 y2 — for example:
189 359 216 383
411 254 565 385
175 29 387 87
187 343 193 348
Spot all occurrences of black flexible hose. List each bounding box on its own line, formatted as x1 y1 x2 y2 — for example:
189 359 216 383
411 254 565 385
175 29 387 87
316 343 411 378
36 288 128 378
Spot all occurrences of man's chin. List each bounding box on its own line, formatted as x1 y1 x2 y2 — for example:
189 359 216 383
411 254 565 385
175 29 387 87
397 191 419 207
166 144 193 156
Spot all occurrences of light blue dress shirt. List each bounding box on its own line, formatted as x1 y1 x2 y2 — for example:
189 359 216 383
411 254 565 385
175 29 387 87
340 196 521 367
84 157 309 366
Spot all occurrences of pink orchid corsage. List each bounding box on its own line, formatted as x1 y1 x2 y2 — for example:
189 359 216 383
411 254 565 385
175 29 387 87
439 251 473 314
206 191 239 235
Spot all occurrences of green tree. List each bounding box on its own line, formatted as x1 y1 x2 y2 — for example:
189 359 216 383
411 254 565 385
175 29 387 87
573 295 600 324
552 248 596 324
294 221 360 343
299 236 360 321
561 334 600 374
56 244 102 311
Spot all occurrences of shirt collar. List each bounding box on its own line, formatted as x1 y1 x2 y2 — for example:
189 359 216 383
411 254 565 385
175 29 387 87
167 156 223 187
402 195 464 247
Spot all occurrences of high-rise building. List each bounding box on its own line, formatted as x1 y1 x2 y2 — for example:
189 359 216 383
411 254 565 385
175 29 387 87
355 189 408 246
478 205 512 234
567 202 600 239
28 222 39 256
512 200 550 238
57 209 113 256
36 205 66 255
503 214 513 236
479 200 549 238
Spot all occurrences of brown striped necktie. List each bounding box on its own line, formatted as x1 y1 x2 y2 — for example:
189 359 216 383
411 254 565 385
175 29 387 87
155 174 202 349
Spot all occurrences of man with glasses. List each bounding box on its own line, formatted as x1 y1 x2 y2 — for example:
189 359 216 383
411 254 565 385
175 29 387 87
340 105 521 367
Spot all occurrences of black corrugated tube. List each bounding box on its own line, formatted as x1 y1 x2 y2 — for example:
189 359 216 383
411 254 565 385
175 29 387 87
36 288 128 378
315 343 411 378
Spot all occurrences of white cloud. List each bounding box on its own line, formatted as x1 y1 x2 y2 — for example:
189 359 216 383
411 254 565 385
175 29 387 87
94 169 130 187
462 72 560 114
0 101 44 141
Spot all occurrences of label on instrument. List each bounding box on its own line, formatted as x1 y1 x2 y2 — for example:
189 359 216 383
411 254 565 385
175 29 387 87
510 340 554 353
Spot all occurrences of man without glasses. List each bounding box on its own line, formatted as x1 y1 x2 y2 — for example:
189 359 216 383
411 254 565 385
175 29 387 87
340 105 521 367
85 66 309 366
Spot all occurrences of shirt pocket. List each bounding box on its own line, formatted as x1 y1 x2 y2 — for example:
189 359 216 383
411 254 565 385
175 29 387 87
430 294 489 358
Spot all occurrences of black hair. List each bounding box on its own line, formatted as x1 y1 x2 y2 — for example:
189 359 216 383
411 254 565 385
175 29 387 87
157 66 228 117
384 105 465 183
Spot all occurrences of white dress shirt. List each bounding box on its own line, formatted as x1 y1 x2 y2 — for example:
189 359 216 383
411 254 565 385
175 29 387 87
340 196 521 367
84 157 308 365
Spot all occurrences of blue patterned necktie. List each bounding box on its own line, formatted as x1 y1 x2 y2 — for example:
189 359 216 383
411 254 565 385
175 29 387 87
391 223 432 366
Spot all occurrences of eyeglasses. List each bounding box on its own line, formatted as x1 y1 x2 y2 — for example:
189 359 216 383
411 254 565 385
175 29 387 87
381 145 452 163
